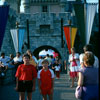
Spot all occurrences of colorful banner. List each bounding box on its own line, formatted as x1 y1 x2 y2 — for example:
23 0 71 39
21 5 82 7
10 29 25 53
64 26 71 54
73 3 86 46
73 3 97 46
0 5 9 50
71 27 77 48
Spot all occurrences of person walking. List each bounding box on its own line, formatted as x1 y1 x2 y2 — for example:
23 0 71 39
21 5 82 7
52 60 61 79
26 50 37 68
79 44 99 69
77 51 99 100
15 53 37 100
37 59 54 100
68 47 80 88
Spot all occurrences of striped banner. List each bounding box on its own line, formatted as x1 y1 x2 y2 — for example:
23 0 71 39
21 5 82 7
10 29 25 53
64 26 77 54
74 3 97 46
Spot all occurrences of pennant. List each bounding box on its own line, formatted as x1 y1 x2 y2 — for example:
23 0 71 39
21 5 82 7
64 26 71 54
18 29 25 52
85 3 97 44
0 5 9 50
73 3 97 46
73 3 86 46
71 27 77 48
10 29 19 53
10 29 25 53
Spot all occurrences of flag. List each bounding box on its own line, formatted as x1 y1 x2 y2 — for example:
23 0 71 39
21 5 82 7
85 3 97 44
73 3 97 46
71 27 77 48
64 26 71 54
0 5 9 50
10 29 19 53
10 28 25 53
73 3 86 46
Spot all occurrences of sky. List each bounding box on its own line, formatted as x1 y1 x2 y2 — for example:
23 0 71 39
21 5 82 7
86 0 98 3
67 0 98 2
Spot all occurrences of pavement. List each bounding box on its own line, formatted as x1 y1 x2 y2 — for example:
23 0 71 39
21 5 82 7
0 73 77 100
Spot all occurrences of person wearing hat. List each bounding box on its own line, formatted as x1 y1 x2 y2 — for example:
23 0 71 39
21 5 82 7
37 59 54 100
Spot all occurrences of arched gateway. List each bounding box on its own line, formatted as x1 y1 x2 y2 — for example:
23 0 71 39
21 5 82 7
33 45 61 59
1 0 99 73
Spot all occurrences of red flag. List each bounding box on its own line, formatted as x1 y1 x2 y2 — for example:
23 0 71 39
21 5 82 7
64 26 71 54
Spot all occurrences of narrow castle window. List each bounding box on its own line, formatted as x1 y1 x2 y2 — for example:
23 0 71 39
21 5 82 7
42 5 48 12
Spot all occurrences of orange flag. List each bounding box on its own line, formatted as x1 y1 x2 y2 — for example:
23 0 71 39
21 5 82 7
64 26 71 54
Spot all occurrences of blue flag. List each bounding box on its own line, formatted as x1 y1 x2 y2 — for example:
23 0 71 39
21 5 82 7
0 5 9 50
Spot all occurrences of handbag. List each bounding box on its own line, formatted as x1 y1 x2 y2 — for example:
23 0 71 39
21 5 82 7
75 86 82 99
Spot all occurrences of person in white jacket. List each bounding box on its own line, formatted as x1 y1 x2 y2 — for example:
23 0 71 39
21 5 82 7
79 44 99 69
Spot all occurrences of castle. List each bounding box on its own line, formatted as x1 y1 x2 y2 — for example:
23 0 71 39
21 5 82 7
0 0 99 71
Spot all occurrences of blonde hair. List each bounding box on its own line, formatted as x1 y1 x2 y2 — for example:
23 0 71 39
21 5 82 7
83 51 94 66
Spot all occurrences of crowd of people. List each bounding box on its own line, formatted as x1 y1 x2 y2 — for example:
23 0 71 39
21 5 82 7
67 44 99 100
0 44 99 100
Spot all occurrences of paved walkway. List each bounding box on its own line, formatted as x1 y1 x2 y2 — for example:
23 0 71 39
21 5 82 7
0 74 77 100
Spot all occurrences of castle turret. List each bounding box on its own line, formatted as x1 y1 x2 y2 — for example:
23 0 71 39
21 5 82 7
20 0 30 13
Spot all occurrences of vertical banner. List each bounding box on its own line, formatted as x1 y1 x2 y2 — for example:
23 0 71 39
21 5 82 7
10 29 25 53
18 29 25 52
64 26 71 54
73 3 86 46
85 3 97 44
0 5 9 50
74 3 97 46
10 29 19 53
71 27 77 48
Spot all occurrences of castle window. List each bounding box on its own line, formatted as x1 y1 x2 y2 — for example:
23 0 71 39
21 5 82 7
40 25 50 34
42 5 48 12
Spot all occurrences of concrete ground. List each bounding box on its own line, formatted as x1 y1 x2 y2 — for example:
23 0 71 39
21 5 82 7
0 73 77 100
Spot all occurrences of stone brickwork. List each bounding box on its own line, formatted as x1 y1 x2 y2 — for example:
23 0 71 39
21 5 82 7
0 0 99 72
1 12 69 67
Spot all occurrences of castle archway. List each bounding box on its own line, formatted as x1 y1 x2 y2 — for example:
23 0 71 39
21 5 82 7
33 45 61 59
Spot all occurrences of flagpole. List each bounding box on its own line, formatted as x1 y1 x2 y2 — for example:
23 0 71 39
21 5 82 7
16 22 19 52
26 19 30 49
61 18 64 48
68 20 72 48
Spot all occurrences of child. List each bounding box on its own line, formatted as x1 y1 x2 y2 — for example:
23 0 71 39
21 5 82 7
55 62 61 79
15 53 37 100
38 59 54 100
52 60 61 79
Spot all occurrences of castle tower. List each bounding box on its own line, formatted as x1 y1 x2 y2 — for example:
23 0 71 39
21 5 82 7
20 0 30 13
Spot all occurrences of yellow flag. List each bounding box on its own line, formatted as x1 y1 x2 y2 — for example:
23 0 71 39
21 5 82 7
71 27 77 48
